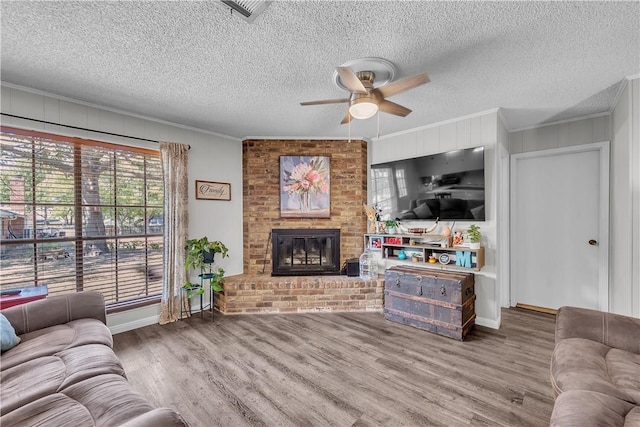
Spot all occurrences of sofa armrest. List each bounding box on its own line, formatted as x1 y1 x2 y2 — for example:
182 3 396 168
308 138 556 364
1 291 106 335
555 306 640 354
119 408 190 427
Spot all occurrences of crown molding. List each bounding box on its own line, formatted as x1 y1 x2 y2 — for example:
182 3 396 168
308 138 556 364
608 78 630 115
509 111 611 133
242 136 369 141
496 107 510 132
1 82 241 142
372 108 500 141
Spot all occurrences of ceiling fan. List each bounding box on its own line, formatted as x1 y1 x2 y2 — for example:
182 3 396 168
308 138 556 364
300 65 430 124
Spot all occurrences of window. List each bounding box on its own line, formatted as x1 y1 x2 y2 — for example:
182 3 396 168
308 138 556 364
370 167 395 219
0 126 164 309
395 168 407 197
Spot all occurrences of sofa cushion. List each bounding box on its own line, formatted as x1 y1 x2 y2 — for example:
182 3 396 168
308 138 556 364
607 348 640 404
400 210 418 219
0 355 65 415
555 306 640 354
624 407 640 427
551 338 639 404
3 291 107 336
470 204 485 220
63 374 157 425
413 202 433 219
439 198 468 219
1 374 156 426
0 393 95 426
1 344 126 414
1 318 113 371
550 390 637 427
0 313 20 353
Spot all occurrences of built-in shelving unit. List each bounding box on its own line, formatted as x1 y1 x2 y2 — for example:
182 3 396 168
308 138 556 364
365 233 484 272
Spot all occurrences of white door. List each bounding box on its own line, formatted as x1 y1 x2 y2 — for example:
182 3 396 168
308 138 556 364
510 142 609 311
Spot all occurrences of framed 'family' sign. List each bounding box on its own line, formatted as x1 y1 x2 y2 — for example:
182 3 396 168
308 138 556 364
195 180 231 201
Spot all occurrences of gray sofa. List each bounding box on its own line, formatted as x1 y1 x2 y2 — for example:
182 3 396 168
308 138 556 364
0 291 188 426
399 197 485 220
550 306 640 426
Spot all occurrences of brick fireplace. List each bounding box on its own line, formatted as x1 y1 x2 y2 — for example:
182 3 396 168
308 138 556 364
215 139 384 314
271 228 341 276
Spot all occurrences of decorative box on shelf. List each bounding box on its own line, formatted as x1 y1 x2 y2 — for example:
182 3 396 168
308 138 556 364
364 233 484 271
384 236 402 245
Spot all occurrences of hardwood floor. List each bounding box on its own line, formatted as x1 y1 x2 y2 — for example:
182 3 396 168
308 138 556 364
113 308 556 427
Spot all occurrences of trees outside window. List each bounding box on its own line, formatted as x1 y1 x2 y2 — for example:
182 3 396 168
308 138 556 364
0 127 164 308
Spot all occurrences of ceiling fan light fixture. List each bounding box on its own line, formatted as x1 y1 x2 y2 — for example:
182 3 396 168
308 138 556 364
219 1 271 23
349 99 378 120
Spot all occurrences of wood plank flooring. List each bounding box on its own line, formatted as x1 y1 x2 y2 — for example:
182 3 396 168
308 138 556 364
112 308 556 427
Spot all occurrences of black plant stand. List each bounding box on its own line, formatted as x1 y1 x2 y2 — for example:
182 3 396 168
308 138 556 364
198 263 216 321
181 259 215 321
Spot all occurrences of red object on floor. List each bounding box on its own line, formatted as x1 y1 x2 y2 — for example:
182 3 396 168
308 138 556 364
0 285 48 309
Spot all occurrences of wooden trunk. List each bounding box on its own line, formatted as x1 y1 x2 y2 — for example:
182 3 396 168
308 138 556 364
384 266 475 340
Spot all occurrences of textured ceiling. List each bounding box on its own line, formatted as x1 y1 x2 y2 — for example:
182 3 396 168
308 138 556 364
1 1 639 140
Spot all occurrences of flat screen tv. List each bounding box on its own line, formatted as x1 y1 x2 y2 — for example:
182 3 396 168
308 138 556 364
371 146 485 221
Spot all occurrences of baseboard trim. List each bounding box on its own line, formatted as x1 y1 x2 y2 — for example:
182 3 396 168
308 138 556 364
515 303 557 315
476 316 501 329
108 314 159 335
107 309 501 333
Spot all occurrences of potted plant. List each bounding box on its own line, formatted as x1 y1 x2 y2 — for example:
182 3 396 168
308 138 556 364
184 237 229 270
183 237 229 299
467 224 482 249
385 219 400 234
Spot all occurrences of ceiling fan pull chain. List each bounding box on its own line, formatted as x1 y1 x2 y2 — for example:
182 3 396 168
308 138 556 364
348 115 351 142
377 110 380 139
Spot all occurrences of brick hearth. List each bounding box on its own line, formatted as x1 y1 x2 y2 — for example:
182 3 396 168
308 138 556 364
216 275 384 314
214 138 382 315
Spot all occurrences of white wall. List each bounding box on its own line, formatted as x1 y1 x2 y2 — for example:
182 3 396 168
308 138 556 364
508 114 610 154
496 113 510 309
1 84 244 332
370 109 502 328
610 77 640 317
508 77 640 317
633 78 640 318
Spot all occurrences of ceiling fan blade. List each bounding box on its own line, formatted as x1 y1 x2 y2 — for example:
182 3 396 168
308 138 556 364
340 111 352 124
377 72 430 98
378 100 412 117
336 67 368 93
300 98 349 106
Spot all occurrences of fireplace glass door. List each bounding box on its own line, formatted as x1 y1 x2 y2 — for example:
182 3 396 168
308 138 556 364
272 229 340 276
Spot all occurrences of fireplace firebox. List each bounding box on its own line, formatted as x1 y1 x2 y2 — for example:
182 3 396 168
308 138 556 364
272 228 341 276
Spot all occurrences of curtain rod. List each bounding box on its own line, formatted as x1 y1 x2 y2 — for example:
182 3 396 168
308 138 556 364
1 112 191 149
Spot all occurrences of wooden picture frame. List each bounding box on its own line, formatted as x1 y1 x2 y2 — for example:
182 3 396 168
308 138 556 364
369 236 383 251
195 180 231 201
280 155 330 218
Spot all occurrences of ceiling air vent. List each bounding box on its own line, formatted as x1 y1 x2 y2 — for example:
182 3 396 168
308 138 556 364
219 1 272 23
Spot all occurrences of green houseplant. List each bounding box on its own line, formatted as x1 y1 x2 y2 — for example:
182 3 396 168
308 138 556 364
467 224 482 249
183 237 229 298
184 237 229 270
384 219 400 234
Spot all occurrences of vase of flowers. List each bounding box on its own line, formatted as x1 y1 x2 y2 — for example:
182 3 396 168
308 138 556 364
282 157 329 213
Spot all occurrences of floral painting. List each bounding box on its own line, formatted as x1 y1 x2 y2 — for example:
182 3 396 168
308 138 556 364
280 155 330 218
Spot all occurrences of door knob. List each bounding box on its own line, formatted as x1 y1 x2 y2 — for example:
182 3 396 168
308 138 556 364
588 239 598 246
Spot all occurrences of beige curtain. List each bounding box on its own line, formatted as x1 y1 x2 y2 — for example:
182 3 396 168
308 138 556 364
159 142 189 324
